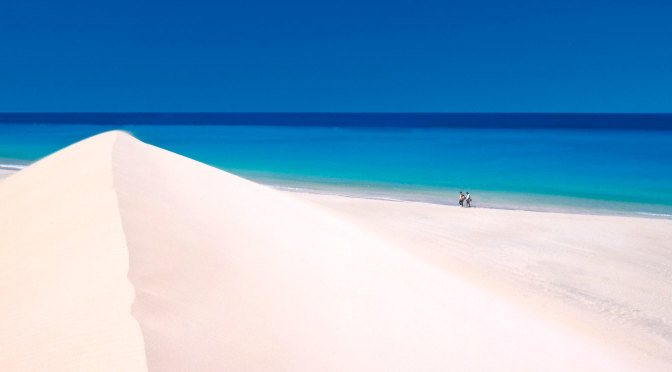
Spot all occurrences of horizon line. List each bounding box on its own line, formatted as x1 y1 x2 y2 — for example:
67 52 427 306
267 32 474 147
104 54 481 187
1 112 671 115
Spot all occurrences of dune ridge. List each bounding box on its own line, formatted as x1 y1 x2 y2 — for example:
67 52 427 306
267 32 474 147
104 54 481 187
0 132 147 371
0 131 647 371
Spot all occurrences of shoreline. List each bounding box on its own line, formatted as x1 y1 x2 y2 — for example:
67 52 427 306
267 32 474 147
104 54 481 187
0 164 27 171
2 166 670 219
267 182 672 220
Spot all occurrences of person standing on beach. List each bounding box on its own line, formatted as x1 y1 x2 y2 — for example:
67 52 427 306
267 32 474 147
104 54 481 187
459 192 465 207
466 192 471 207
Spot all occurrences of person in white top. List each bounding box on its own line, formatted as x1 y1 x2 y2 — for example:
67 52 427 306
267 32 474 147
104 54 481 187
465 192 471 207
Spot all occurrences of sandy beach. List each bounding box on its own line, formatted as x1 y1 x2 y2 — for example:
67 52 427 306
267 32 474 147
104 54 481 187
1 131 671 371
290 192 672 368
0 169 15 180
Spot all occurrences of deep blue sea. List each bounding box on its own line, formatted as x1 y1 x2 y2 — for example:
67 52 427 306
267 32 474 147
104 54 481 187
1 113 671 217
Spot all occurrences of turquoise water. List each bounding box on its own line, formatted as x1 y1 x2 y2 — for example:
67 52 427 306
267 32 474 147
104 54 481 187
1 121 671 216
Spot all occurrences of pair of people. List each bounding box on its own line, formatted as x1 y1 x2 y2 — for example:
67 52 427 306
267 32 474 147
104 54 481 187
459 191 471 208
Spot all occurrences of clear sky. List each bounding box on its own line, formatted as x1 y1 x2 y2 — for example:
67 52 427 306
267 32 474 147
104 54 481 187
1 0 670 112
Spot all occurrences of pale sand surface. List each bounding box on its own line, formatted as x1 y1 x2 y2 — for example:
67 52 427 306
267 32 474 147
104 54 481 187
0 169 15 180
0 134 147 371
1 131 670 371
289 192 672 369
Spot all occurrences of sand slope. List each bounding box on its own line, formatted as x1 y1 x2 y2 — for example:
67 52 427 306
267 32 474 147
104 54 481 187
0 133 146 371
0 131 643 371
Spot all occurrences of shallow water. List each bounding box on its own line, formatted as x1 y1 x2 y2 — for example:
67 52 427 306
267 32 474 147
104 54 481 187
1 114 671 216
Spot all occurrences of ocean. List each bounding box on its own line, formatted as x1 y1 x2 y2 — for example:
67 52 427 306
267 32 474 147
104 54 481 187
1 113 671 217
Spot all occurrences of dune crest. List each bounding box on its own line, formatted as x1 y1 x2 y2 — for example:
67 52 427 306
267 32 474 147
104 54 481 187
0 132 147 371
0 131 634 371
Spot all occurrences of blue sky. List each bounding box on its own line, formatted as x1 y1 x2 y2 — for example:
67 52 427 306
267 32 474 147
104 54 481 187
0 0 670 112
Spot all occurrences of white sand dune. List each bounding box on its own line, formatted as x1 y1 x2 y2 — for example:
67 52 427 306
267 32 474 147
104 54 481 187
0 133 147 371
0 131 666 371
